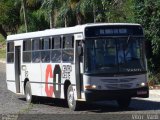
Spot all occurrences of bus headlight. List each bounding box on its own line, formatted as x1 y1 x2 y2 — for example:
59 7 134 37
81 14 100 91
140 82 148 87
85 85 97 89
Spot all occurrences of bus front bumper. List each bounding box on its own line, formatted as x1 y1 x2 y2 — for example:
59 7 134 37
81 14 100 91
84 87 149 102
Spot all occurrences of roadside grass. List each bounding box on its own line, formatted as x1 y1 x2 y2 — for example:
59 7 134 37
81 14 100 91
0 49 6 59
0 34 6 60
148 72 160 86
18 103 34 114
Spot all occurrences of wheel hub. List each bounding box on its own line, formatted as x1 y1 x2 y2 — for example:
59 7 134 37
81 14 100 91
26 87 31 101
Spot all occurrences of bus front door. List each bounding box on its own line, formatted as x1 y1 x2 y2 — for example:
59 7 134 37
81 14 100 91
75 40 83 99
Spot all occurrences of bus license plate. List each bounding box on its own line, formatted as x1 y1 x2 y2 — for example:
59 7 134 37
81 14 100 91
137 91 147 95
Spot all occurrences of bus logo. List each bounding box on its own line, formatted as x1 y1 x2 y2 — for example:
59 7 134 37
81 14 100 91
45 64 61 97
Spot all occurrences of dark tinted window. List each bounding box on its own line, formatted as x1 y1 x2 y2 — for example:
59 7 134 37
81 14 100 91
23 40 31 63
51 50 61 63
23 40 31 51
32 51 41 63
32 39 41 50
63 36 74 48
32 39 41 63
62 35 74 62
23 52 31 62
7 42 14 63
54 37 61 49
41 51 50 63
7 53 14 63
62 49 74 62
7 42 14 52
42 38 51 50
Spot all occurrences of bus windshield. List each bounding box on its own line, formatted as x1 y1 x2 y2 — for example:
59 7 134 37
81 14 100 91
84 37 146 74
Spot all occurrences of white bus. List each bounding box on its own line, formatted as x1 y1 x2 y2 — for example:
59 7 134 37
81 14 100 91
6 23 149 110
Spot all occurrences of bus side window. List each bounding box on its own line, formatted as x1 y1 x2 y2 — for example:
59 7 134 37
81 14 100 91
42 38 51 50
7 42 14 63
23 40 31 63
62 36 74 62
41 37 51 63
32 39 41 63
63 36 73 48
51 36 61 63
32 39 42 50
54 36 61 49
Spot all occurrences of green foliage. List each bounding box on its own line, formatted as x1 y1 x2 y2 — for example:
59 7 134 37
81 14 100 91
0 0 20 32
148 71 160 86
18 10 49 33
0 35 6 59
134 0 160 73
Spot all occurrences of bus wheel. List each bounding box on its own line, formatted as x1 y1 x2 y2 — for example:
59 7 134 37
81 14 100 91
25 81 33 103
67 85 79 111
117 98 131 109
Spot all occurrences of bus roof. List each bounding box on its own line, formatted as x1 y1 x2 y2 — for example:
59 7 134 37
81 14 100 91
7 23 141 41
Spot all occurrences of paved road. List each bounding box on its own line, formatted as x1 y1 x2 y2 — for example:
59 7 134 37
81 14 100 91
1 63 160 120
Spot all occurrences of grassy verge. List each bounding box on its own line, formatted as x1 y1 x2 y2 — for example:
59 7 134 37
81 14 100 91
0 48 6 59
0 34 6 60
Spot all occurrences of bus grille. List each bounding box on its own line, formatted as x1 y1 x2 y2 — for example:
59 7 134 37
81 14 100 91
105 83 133 90
101 78 136 83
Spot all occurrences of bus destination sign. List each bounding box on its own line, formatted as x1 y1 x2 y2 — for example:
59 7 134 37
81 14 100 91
85 25 143 37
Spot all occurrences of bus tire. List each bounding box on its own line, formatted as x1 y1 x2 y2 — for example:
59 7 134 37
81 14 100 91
67 85 79 111
117 97 131 109
25 81 34 103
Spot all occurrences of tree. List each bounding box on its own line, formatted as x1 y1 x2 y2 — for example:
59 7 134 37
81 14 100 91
134 0 160 72
15 0 42 32
41 0 61 28
80 0 107 23
70 0 84 24
0 25 7 39
0 0 20 38
22 0 28 32
57 0 76 27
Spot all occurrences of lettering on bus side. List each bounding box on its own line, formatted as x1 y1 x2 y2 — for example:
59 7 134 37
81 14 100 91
25 71 28 78
62 65 72 79
45 64 62 98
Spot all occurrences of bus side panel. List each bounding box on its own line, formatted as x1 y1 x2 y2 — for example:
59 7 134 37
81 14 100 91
6 64 16 93
29 63 42 96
